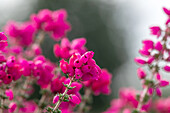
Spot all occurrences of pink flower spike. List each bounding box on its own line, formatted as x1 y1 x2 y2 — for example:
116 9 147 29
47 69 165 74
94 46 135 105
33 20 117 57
155 41 163 51
156 88 162 97
137 68 146 79
134 57 146 65
164 65 170 72
69 95 81 105
9 102 17 112
159 80 169 87
53 95 60 104
163 7 170 16
5 89 14 100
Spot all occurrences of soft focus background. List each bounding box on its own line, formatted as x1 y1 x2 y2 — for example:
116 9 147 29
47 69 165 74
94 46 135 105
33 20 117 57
0 0 170 112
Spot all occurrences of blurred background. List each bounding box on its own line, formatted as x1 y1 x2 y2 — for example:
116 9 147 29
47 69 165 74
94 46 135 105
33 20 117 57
0 0 170 112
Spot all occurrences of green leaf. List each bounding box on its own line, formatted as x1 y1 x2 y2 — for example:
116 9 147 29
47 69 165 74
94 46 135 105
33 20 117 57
132 110 139 113
143 94 150 103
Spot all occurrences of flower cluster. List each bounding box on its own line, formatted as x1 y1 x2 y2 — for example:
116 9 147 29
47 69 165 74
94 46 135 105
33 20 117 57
4 21 36 46
83 69 112 96
31 9 71 40
54 37 87 59
60 51 101 81
0 7 112 113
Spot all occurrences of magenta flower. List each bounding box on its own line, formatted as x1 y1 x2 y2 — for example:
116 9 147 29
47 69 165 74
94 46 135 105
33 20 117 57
155 41 163 51
5 89 14 100
134 57 146 65
163 7 170 16
0 32 8 50
137 68 146 79
159 80 169 87
9 102 17 112
150 26 161 37
53 95 60 104
164 65 170 72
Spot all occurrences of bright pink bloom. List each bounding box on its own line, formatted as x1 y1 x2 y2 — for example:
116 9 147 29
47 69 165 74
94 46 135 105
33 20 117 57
0 32 8 50
142 40 154 50
134 57 146 65
137 68 146 79
53 95 60 104
164 65 170 72
9 102 17 112
163 7 170 16
156 88 162 97
69 94 81 105
166 18 170 25
159 80 169 87
50 76 66 93
155 41 163 51
156 73 161 80
150 26 161 37
5 89 13 100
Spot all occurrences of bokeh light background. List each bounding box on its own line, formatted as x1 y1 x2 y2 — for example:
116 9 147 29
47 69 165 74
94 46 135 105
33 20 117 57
0 0 170 112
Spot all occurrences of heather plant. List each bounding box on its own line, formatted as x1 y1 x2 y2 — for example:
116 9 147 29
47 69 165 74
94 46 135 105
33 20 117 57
0 6 169 113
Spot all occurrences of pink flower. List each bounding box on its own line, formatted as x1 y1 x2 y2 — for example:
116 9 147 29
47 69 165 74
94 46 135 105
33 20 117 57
5 89 13 100
142 40 154 50
163 7 170 16
50 76 66 93
9 102 17 112
137 68 146 79
69 94 81 105
150 26 161 37
53 95 60 104
0 32 8 50
134 57 146 65
159 80 169 87
155 41 163 51
156 87 162 97
164 65 170 72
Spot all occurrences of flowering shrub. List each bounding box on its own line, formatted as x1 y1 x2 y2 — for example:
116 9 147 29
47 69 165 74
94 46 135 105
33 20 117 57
0 6 169 113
